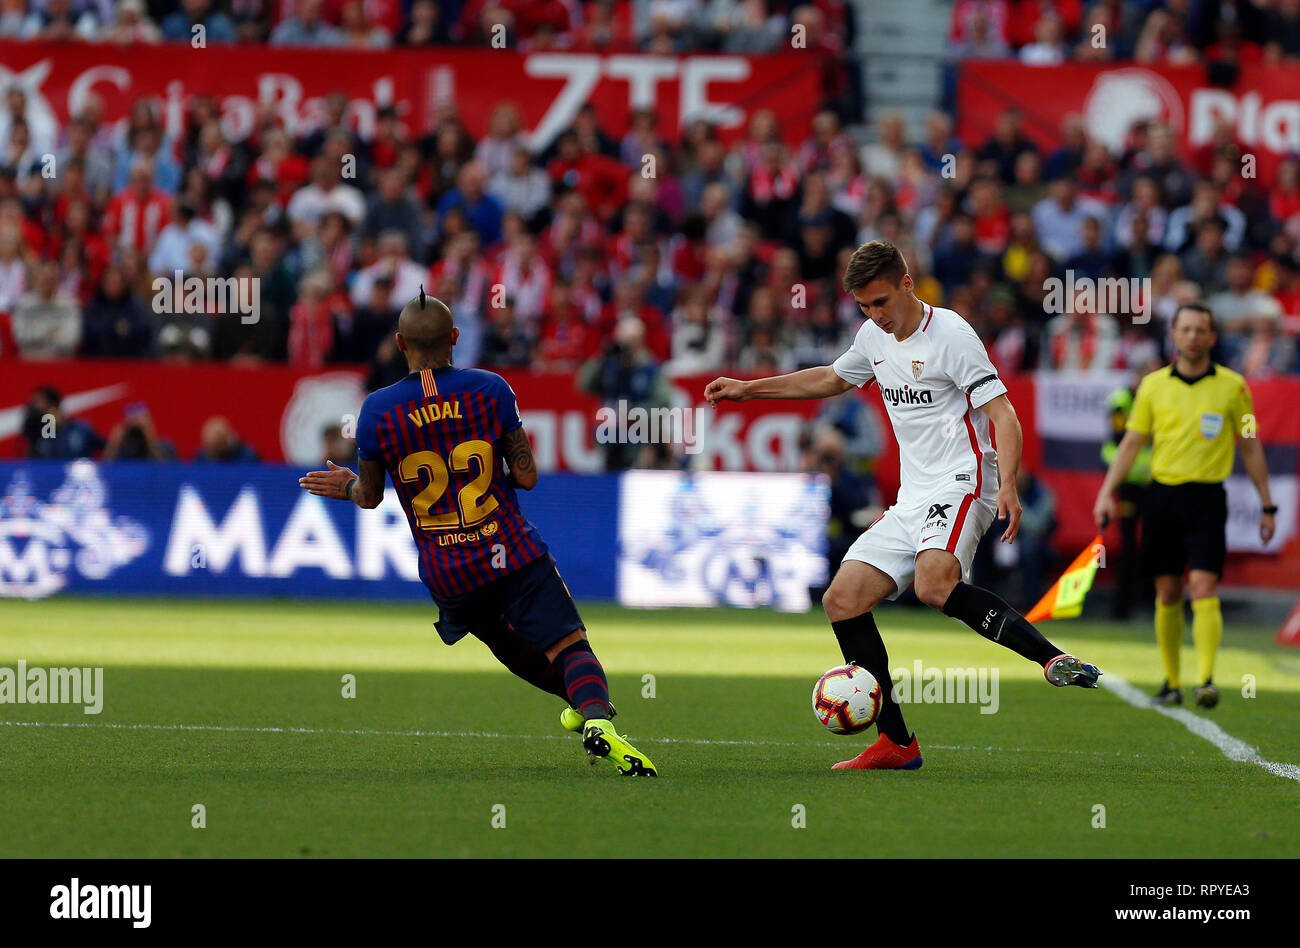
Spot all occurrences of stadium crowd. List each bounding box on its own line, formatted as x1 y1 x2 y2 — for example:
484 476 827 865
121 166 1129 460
0 0 1298 398
948 0 1300 65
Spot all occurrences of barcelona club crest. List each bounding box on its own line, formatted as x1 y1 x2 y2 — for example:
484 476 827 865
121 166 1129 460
911 360 925 381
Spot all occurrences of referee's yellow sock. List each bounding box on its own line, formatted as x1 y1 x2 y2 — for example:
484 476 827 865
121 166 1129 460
1191 597 1223 685
1154 598 1184 689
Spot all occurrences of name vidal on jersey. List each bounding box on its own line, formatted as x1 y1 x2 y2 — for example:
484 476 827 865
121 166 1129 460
407 400 464 426
879 384 933 407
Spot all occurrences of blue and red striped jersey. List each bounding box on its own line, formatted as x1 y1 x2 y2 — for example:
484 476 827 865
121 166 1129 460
355 366 548 602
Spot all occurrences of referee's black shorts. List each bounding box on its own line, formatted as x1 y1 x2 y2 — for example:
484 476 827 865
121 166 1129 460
1141 481 1228 578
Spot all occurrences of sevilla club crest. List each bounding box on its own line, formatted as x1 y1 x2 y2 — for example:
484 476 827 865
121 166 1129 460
911 360 925 381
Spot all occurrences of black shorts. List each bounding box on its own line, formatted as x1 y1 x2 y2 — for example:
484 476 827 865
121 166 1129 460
433 553 584 650
1141 481 1227 578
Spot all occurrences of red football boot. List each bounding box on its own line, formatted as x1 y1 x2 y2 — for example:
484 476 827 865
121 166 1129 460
831 732 923 770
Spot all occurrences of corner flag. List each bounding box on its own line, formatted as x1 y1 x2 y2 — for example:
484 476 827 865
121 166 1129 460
1025 535 1105 623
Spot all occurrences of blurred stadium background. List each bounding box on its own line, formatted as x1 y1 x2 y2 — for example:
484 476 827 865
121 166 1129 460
0 0 1298 638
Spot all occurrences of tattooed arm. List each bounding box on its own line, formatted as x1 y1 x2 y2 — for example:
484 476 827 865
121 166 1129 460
497 426 538 490
298 457 386 509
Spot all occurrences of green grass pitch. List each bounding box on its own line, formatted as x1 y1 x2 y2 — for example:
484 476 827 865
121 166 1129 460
1 596 1298 858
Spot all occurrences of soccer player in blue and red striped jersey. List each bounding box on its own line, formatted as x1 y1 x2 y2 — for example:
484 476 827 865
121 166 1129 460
299 289 656 776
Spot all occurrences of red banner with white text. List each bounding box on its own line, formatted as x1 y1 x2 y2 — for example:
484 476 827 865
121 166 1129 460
957 60 1300 178
0 40 821 150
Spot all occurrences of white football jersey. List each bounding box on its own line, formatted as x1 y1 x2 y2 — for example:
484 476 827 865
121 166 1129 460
832 302 1007 508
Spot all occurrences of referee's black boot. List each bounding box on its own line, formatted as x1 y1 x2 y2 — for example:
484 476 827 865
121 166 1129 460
1152 681 1182 706
1194 680 1220 709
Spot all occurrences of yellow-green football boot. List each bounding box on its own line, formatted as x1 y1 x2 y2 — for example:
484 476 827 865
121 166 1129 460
581 718 657 776
559 703 616 733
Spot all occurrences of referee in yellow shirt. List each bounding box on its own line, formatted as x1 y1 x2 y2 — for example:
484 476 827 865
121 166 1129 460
1094 303 1276 708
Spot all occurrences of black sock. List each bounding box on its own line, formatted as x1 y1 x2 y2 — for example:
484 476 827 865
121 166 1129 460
941 582 1061 666
473 622 570 702
830 613 910 746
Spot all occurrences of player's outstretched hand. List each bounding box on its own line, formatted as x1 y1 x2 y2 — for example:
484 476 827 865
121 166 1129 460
997 485 1022 543
299 460 358 500
704 377 748 406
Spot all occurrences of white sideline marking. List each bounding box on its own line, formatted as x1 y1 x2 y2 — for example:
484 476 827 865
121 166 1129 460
0 719 1191 759
1101 673 1300 784
0 719 803 746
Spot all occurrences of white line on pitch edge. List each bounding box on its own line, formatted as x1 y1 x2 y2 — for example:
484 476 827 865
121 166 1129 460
0 718 1175 758
1101 673 1300 783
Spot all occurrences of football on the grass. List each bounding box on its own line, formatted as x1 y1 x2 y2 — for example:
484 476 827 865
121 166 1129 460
812 663 882 734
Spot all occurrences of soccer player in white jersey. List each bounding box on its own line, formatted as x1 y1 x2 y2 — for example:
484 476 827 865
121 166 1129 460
705 241 1101 771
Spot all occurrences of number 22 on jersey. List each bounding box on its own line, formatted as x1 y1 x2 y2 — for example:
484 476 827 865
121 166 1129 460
397 439 500 530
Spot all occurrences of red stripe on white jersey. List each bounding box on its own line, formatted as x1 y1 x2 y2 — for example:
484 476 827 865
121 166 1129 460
945 494 975 553
948 393 986 552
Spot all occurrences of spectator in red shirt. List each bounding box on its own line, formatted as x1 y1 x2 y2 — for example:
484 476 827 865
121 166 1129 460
951 0 1012 45
547 130 629 223
590 279 670 361
288 269 348 367
492 229 554 325
535 280 595 372
103 157 173 254
1270 158 1300 229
